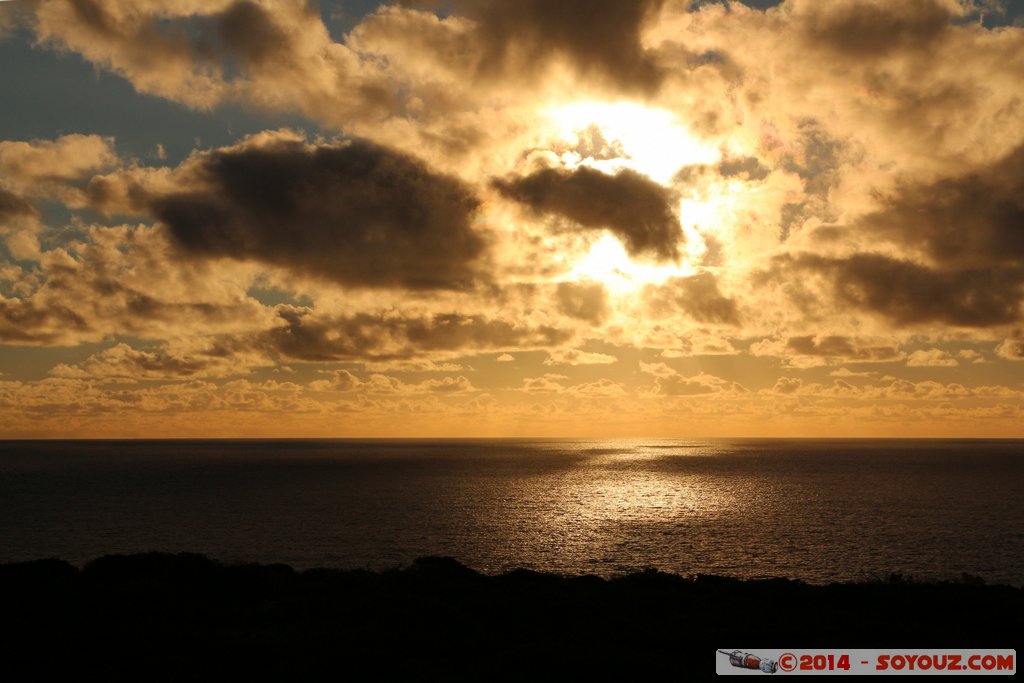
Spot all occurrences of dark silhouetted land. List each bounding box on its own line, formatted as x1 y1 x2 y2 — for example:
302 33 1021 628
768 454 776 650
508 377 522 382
2 553 1020 679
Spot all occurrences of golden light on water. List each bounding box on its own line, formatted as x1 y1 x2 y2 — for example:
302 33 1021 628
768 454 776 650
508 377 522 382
564 443 740 521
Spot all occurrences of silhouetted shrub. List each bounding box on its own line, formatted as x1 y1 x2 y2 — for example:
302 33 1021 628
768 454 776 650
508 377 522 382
1 553 1020 680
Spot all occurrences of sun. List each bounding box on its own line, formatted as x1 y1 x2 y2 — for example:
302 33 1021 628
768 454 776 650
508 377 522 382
543 100 721 184
568 234 696 295
541 100 735 295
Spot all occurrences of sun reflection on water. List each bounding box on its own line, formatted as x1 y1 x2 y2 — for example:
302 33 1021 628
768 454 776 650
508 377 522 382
487 441 758 574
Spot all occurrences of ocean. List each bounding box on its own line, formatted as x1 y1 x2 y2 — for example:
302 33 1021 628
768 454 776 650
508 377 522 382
1 439 1022 585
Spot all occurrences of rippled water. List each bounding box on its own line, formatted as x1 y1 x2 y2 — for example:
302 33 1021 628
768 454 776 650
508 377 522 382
1 439 1022 584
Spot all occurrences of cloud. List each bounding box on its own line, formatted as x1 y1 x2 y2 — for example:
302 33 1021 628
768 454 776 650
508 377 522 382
830 367 877 378
784 253 1023 327
494 166 682 261
0 1 32 39
519 373 625 396
544 349 617 366
29 0 394 124
0 295 90 345
456 0 667 94
568 378 627 396
0 188 37 221
0 187 41 261
0 224 274 346
644 273 740 325
309 369 362 392
5 0 1024 436
358 358 468 373
866 144 1024 269
716 154 771 182
263 308 572 362
555 281 610 323
956 349 987 364
759 376 1024 403
0 135 119 262
786 335 902 362
750 335 903 367
797 0 956 59
48 342 241 381
659 335 738 356
0 134 118 202
311 368 474 394
521 373 570 393
995 338 1024 360
906 348 958 367
152 136 486 290
771 377 803 395
32 0 232 107
420 375 474 393
639 361 741 396
652 371 735 396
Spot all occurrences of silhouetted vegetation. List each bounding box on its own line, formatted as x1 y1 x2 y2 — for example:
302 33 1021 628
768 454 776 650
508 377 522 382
1 553 1020 679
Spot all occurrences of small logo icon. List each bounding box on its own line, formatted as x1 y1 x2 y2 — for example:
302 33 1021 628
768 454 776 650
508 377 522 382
777 652 797 672
718 650 779 674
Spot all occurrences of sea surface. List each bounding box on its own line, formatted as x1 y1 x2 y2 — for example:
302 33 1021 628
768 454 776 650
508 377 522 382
1 439 1022 585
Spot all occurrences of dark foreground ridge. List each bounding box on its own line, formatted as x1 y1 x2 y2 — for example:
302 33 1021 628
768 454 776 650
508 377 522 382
2 553 1021 679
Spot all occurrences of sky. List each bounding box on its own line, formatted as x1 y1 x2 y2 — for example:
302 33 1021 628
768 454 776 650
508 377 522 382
1 0 1023 438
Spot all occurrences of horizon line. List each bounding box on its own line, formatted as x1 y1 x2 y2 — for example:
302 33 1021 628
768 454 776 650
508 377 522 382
4 435 1024 442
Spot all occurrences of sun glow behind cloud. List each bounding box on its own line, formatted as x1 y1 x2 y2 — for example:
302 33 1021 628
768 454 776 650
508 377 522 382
568 233 696 295
544 101 721 185
543 101 743 293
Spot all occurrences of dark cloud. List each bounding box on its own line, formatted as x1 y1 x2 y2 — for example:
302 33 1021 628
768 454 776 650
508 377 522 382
556 282 610 324
671 151 770 189
494 166 681 261
31 1 396 121
50 343 214 380
0 187 37 220
215 1 293 67
0 297 89 344
84 173 150 215
217 0 399 114
786 335 901 362
800 0 953 58
645 273 740 325
0 226 269 346
800 144 1024 329
264 307 573 362
405 313 570 350
866 144 1024 269
153 139 486 290
788 253 1024 327
675 154 771 189
671 163 713 188
784 121 845 197
717 154 770 181
457 0 666 94
4 284 244 343
777 121 845 239
57 0 203 77
61 0 302 72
